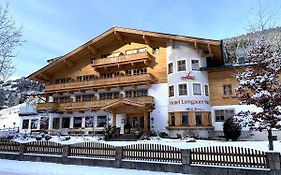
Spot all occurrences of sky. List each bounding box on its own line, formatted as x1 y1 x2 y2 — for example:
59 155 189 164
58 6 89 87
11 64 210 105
5 0 281 77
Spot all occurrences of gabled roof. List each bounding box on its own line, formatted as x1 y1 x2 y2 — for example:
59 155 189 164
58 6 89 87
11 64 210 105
27 26 222 82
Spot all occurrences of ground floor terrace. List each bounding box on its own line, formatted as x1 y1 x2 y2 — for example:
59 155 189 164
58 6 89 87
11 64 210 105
20 99 154 136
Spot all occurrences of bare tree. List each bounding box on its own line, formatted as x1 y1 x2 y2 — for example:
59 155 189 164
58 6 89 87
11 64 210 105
235 2 281 150
0 3 22 81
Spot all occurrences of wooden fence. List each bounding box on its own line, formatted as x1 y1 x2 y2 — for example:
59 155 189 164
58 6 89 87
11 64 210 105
123 144 182 163
26 141 63 155
70 142 115 158
0 139 277 169
0 139 20 153
191 146 268 168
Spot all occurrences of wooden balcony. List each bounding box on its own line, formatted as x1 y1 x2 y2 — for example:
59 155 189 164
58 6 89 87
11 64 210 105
45 74 155 92
92 52 154 70
36 96 154 112
36 103 59 111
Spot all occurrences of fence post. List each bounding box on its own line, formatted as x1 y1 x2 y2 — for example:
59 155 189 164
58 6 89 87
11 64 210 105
62 145 70 164
181 149 191 174
19 143 27 161
115 146 123 168
267 152 281 175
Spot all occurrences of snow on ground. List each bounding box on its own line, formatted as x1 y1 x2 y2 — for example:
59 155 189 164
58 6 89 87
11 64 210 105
13 135 281 153
0 159 188 175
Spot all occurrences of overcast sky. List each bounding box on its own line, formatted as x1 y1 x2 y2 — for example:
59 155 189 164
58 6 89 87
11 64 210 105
6 0 281 77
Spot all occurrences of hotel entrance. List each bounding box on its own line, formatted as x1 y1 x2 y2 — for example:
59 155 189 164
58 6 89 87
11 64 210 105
101 99 152 135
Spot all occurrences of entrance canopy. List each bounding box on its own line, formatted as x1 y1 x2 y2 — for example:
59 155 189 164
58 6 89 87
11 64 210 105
101 99 147 114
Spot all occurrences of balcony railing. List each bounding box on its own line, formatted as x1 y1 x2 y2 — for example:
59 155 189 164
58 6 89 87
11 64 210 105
92 52 153 68
45 74 155 92
36 96 154 112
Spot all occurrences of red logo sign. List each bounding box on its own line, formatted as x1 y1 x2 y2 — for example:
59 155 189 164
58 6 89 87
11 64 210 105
181 71 195 80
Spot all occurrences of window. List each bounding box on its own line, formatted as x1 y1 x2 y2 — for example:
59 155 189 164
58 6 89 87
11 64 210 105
125 89 148 98
82 94 95 101
193 83 202 95
177 60 186 71
55 78 71 84
169 85 174 97
85 116 95 128
31 119 38 129
100 92 120 100
77 75 95 82
195 112 202 125
73 117 82 128
205 84 209 96
97 116 106 127
178 84 188 96
125 48 146 55
215 110 235 122
22 119 29 129
170 113 175 126
40 117 49 130
53 118 60 129
181 112 189 126
168 63 173 74
62 118 70 128
223 85 232 96
152 47 160 54
191 60 200 71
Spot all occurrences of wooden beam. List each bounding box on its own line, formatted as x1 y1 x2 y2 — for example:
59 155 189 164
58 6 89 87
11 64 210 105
114 30 123 41
194 41 199 53
39 73 50 81
87 45 98 56
208 44 214 57
143 35 151 45
63 59 74 67
170 38 175 48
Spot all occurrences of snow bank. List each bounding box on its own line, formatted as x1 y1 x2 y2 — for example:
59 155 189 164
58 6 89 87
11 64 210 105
0 159 187 175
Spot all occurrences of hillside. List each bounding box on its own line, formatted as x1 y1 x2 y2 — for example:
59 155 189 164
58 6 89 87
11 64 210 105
0 77 43 109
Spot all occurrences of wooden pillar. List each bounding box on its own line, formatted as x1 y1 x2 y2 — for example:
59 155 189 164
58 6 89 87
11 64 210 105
175 112 181 126
202 112 209 126
143 111 148 134
130 115 134 127
45 94 49 102
113 113 116 126
188 111 196 126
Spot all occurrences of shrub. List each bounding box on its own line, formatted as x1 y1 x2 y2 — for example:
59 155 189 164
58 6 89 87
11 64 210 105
44 135 52 141
183 130 198 139
159 132 169 138
176 133 182 139
223 117 241 141
150 130 157 137
35 135 43 141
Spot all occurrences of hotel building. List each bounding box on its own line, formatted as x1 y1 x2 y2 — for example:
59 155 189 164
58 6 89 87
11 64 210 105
21 27 262 138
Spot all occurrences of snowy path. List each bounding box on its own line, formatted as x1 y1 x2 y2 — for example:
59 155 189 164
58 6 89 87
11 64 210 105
0 159 188 175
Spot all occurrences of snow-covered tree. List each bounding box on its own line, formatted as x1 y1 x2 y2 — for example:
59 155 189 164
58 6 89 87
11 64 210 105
234 0 281 150
235 35 281 150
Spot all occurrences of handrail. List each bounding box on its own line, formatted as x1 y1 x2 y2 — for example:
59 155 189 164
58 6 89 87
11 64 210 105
92 51 152 66
45 73 155 91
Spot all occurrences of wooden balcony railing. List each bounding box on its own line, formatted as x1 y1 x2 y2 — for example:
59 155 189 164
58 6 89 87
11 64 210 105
36 103 59 111
45 74 155 92
92 52 153 68
36 96 154 112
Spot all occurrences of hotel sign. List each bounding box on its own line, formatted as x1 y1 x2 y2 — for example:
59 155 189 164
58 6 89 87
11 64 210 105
169 99 209 105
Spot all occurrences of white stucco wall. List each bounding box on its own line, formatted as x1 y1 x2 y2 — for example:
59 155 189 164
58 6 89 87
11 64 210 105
166 42 211 112
148 83 169 132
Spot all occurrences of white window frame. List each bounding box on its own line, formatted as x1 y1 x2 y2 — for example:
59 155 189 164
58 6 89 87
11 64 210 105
192 82 202 96
169 84 175 97
168 62 174 74
178 83 188 96
176 59 187 72
190 58 200 71
204 83 210 97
